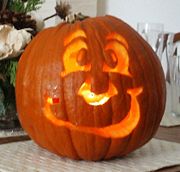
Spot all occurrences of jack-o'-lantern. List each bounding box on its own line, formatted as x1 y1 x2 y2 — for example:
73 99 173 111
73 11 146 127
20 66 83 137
15 15 166 161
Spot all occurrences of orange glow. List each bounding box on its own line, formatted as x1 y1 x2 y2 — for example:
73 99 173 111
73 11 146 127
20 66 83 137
64 30 87 46
43 87 143 139
47 97 60 105
103 34 131 77
61 30 90 77
61 40 90 77
62 30 131 78
78 81 118 106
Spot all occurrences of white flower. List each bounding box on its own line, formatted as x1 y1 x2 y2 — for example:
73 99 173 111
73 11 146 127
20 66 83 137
0 25 32 60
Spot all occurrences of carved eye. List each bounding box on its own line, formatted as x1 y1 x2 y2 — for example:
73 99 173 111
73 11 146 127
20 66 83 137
61 30 90 77
76 48 88 66
103 33 131 77
104 49 118 68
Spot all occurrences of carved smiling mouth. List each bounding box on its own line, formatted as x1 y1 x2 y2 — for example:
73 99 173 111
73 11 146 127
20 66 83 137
43 87 142 138
78 81 118 106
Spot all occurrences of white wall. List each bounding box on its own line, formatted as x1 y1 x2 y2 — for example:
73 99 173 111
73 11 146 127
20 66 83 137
97 0 180 33
37 0 97 27
37 0 56 27
38 0 180 32
65 0 97 16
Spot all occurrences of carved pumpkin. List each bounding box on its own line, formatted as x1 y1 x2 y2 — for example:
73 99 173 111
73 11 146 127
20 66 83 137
15 15 166 161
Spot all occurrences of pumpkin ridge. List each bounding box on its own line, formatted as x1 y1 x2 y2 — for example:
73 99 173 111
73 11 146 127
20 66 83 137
128 42 162 153
120 48 147 155
79 21 110 160
136 40 159 136
90 20 107 128
86 20 112 127
17 28 52 124
18 30 50 104
108 16 165 153
135 33 165 140
70 66 82 159
64 22 90 159
106 16 156 152
97 16 160 157
39 27 63 155
92 19 113 124
86 18 118 126
88 16 135 158
62 23 75 123
105 17 131 120
60 24 81 159
129 30 163 146
80 20 109 127
127 44 150 149
97 17 131 124
20 28 56 151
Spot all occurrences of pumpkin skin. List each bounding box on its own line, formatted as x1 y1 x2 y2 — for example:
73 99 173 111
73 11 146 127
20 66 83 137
15 15 166 161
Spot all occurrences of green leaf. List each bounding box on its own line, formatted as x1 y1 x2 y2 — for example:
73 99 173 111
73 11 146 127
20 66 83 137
0 59 18 87
9 0 44 13
7 60 18 87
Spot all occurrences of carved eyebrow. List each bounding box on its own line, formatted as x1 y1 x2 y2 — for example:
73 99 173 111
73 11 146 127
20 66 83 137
64 30 87 46
61 30 88 77
63 39 88 61
104 33 131 76
63 30 88 66
106 33 129 49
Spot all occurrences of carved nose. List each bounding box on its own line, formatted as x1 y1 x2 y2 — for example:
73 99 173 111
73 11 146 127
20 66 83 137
78 80 118 106
89 67 109 94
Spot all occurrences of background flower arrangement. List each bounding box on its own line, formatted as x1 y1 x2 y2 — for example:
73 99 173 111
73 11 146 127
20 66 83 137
0 0 44 129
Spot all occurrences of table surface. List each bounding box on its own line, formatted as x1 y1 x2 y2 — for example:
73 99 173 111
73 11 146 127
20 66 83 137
154 126 180 172
0 125 180 172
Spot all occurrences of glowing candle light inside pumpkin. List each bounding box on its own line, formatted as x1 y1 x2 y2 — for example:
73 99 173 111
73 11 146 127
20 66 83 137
78 81 118 106
47 97 60 105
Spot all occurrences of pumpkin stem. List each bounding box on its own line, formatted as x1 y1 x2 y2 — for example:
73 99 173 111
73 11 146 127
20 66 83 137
66 12 89 23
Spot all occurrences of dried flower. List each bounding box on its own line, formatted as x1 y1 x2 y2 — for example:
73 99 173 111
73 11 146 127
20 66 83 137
55 1 71 20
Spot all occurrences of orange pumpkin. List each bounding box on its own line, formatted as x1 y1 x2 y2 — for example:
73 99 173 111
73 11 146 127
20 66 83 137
15 15 166 161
